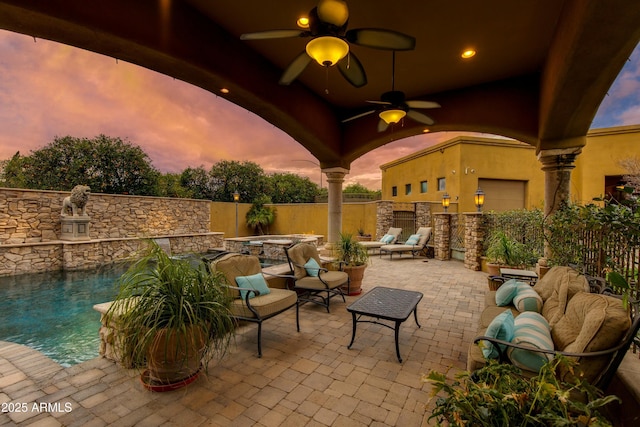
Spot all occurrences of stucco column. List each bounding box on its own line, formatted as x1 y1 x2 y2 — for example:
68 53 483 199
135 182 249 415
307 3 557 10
537 146 581 216
537 146 582 257
323 167 349 246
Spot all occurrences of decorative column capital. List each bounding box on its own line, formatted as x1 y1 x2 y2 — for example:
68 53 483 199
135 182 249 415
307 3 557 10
537 147 582 171
322 167 349 183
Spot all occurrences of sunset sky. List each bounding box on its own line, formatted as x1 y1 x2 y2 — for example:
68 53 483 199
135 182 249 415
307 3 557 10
1 30 639 190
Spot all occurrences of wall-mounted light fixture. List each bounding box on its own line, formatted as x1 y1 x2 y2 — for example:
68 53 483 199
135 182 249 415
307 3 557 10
474 187 485 212
442 192 450 213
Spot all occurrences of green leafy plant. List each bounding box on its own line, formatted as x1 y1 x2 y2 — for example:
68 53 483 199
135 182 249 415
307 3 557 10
485 230 533 267
334 232 369 266
424 357 619 426
246 195 276 235
106 241 235 383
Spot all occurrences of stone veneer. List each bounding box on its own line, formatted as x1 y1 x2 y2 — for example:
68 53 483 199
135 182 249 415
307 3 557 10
0 188 218 276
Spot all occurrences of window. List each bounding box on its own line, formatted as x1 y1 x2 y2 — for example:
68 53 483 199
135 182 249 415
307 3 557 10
438 177 446 191
405 183 412 195
392 186 398 197
420 180 428 193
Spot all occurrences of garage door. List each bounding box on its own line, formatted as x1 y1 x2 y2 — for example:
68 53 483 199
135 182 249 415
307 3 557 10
479 179 526 211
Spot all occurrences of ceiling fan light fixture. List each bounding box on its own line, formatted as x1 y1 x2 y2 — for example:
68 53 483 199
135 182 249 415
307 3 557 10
297 16 310 28
306 36 349 66
379 109 406 124
461 49 476 59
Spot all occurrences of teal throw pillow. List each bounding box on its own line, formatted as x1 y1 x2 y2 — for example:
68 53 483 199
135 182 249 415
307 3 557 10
380 234 394 243
507 312 554 372
513 283 543 312
236 273 271 300
405 234 421 245
304 257 321 277
481 309 515 359
495 279 520 306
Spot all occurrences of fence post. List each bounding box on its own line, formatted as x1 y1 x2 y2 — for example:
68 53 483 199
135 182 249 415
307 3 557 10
464 212 485 271
434 213 451 260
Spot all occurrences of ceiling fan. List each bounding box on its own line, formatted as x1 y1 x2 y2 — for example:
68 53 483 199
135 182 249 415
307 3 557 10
342 51 441 131
240 0 415 88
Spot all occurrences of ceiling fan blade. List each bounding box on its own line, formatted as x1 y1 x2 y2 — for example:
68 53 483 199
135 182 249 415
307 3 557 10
279 52 312 85
407 109 435 125
378 119 390 132
366 100 392 105
342 109 376 123
345 29 416 51
337 52 367 88
240 30 307 40
406 100 441 109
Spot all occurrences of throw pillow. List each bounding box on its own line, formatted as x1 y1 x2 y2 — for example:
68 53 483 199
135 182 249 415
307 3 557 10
405 234 421 245
495 279 520 306
513 283 543 313
481 309 515 359
507 312 554 372
380 234 394 244
236 273 271 300
304 257 321 277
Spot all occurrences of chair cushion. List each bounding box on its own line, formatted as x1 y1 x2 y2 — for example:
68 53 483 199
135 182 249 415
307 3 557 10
539 268 590 327
213 253 262 299
513 284 543 313
416 227 432 247
507 312 554 372
287 243 322 279
295 270 348 290
405 234 421 245
236 273 271 300
230 288 297 319
533 266 589 302
552 292 631 382
481 309 515 359
304 257 321 277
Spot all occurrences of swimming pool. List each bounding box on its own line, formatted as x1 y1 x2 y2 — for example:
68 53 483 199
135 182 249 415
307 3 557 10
0 264 127 367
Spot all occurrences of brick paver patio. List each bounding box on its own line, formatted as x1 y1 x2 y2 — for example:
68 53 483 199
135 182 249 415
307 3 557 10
0 256 488 426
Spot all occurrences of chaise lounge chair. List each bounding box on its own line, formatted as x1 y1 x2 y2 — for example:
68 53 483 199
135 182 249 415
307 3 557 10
359 227 403 253
212 253 299 357
379 227 432 260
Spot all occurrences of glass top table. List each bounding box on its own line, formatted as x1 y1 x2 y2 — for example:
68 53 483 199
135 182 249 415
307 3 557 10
346 286 423 362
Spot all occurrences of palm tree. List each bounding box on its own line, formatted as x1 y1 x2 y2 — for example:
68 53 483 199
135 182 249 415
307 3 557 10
246 199 275 235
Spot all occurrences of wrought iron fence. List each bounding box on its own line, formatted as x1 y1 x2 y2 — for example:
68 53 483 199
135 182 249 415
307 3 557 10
451 214 465 250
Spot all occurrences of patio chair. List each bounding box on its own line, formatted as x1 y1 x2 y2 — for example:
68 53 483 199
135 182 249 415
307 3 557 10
211 253 298 357
379 227 432 260
284 242 348 312
359 227 403 253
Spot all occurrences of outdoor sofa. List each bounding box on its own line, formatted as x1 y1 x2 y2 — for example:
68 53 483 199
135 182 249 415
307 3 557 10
468 266 640 390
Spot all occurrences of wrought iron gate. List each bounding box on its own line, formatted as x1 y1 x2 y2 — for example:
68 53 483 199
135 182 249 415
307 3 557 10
392 210 416 242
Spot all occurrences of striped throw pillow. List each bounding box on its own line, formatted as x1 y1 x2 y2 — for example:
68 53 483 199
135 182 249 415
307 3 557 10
513 283 543 313
507 312 554 372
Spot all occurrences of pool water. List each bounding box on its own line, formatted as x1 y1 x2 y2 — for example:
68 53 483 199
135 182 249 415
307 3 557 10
0 264 127 367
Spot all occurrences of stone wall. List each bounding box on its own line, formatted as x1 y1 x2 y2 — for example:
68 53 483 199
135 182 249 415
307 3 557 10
375 201 394 240
0 188 211 244
463 213 485 271
0 233 224 276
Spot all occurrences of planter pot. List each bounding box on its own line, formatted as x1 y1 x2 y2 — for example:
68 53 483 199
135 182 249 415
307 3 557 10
486 262 501 277
342 264 366 296
355 235 372 242
146 325 206 386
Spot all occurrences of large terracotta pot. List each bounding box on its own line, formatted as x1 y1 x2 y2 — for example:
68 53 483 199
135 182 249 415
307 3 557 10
146 325 206 386
342 264 367 296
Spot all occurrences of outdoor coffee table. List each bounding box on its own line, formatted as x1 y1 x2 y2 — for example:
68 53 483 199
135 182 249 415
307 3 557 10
346 286 423 362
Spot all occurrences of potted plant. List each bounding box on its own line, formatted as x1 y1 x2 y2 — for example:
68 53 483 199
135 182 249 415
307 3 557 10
355 227 372 242
485 231 530 272
106 241 235 390
424 357 619 426
334 232 370 295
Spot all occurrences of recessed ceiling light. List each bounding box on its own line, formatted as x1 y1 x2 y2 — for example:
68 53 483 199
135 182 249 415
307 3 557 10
220 88 230 94
461 49 476 59
297 16 309 28
423 128 431 133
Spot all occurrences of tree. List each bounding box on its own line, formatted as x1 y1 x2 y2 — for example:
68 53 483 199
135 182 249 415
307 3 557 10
209 160 271 203
156 173 191 198
246 195 276 235
343 182 382 199
269 172 319 203
7 135 160 195
180 166 214 199
1 152 27 188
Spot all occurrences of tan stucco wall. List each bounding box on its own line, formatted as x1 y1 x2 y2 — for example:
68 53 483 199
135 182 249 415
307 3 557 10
210 201 378 239
574 125 640 204
381 136 544 212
